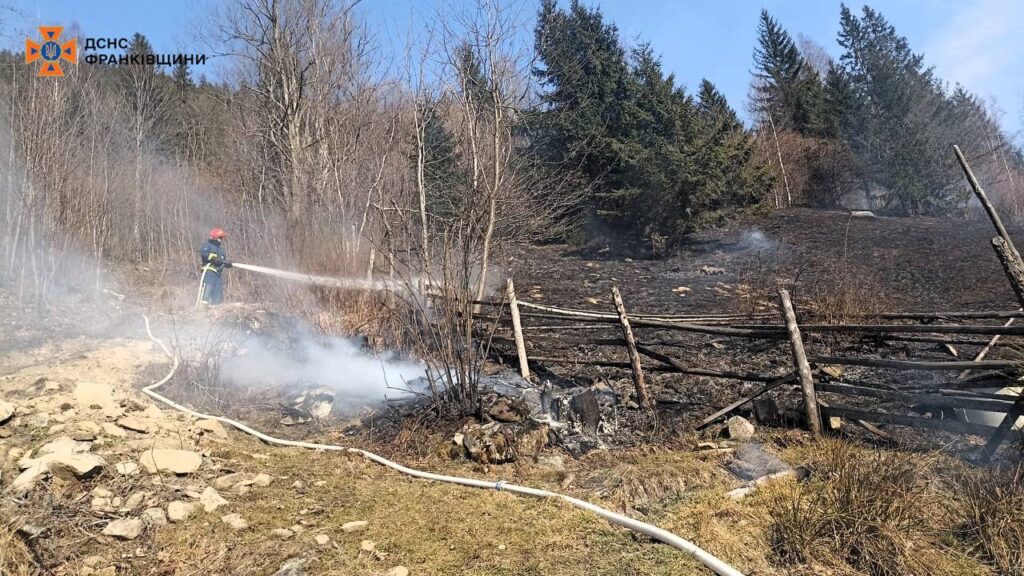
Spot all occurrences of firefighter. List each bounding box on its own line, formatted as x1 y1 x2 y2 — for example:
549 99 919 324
197 228 232 306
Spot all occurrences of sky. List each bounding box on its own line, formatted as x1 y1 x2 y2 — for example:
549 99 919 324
2 0 1022 138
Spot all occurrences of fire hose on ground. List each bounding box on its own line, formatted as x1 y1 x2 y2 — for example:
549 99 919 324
141 315 745 576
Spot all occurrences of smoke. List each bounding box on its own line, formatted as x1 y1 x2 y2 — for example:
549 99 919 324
737 228 777 252
218 331 427 414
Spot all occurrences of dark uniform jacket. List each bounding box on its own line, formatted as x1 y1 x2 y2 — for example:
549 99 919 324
199 239 231 274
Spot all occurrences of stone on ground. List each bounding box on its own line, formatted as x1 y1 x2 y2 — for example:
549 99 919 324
313 534 330 545
139 448 202 474
254 473 273 487
386 567 409 576
341 520 368 533
0 400 15 424
271 528 295 540
101 422 128 438
726 416 756 441
200 486 229 512
166 501 196 523
116 416 151 434
142 507 168 526
102 518 143 540
271 557 308 576
116 461 140 476
195 418 229 439
220 513 249 530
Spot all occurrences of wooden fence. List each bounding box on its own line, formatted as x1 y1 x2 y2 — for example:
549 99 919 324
474 146 1024 461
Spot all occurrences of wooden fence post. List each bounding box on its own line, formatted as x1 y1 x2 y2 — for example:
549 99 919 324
611 286 652 410
506 278 531 381
954 144 1024 459
778 289 821 437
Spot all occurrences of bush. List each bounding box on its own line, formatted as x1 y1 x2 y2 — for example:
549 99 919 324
949 463 1024 576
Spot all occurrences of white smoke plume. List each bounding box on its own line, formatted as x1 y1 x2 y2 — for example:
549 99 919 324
218 332 427 413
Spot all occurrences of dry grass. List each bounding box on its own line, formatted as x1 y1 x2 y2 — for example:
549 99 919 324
765 439 986 576
948 463 1024 576
0 524 36 576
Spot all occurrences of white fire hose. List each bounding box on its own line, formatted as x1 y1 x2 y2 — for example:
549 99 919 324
141 316 745 576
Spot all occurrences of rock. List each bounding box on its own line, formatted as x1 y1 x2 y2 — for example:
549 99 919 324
291 480 305 490
139 449 202 475
142 405 163 420
386 567 409 576
359 540 376 552
341 520 368 533
21 452 106 486
726 416 755 441
0 401 14 425
142 507 168 526
72 430 97 442
36 436 92 456
213 472 250 491
27 413 49 428
166 501 196 523
271 557 308 576
74 381 119 417
101 422 128 438
91 496 113 512
116 461 140 476
200 487 229 512
195 419 229 439
93 487 114 498
116 416 151 434
102 518 143 540
288 524 305 534
17 524 46 538
253 473 273 487
122 492 146 511
220 513 249 530
271 528 295 540
313 534 330 545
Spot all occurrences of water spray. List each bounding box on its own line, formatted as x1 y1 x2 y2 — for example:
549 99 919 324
233 262 410 293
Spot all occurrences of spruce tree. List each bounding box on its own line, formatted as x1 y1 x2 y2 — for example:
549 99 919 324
752 10 824 135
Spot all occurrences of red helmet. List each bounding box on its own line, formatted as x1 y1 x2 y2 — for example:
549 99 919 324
209 228 226 240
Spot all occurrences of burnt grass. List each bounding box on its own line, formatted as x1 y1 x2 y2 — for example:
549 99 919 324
497 208 1024 452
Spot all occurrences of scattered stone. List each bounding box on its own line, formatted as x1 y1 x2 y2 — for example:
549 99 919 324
142 507 168 526
27 413 49 428
386 567 409 576
271 528 295 540
200 487 229 512
116 416 151 434
254 473 273 487
142 405 164 420
92 487 114 498
699 265 726 275
122 492 146 511
139 449 202 475
313 534 330 545
166 501 196 523
116 461 140 476
360 540 376 552
72 430 97 442
271 557 308 576
101 422 128 438
195 419 229 439
220 513 249 530
291 480 305 490
726 416 755 441
102 518 143 540
91 496 113 512
213 472 250 491
341 520 368 533
36 435 91 456
288 524 306 534
0 401 14 425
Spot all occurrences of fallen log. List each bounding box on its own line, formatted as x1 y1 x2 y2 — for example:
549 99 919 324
634 345 788 383
820 405 997 436
815 382 1016 412
807 355 1024 371
527 355 779 382
737 323 1024 336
